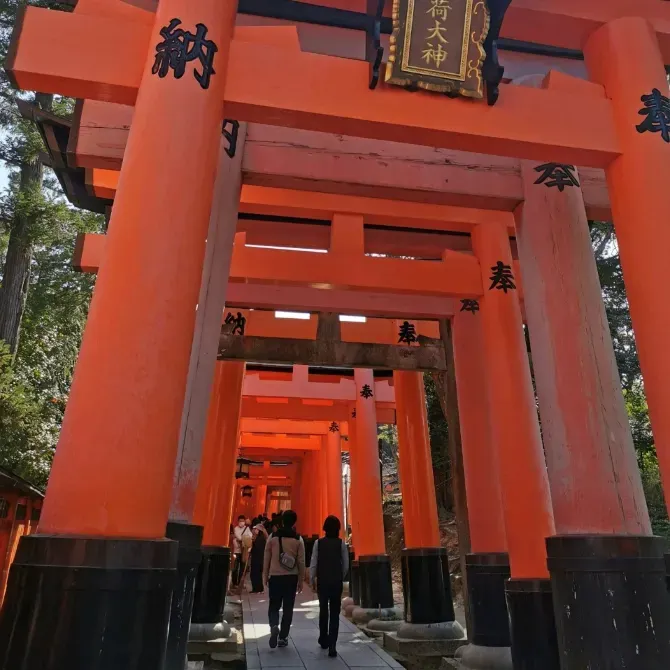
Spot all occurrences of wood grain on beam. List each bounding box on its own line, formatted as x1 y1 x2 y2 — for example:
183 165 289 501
76 109 612 219
219 333 447 370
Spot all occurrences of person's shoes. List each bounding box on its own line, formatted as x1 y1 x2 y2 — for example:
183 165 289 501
318 636 329 650
269 626 279 649
278 638 289 648
328 647 338 658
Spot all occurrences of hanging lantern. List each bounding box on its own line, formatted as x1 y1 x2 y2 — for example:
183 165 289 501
235 458 251 480
241 485 253 498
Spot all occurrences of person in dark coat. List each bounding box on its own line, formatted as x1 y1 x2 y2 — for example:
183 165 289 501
250 519 268 593
309 515 349 658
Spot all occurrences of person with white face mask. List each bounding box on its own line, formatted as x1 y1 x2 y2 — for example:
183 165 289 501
232 515 252 587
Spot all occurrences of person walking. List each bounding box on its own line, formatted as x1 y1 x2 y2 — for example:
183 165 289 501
250 519 268 594
263 510 305 649
232 515 253 587
310 516 349 658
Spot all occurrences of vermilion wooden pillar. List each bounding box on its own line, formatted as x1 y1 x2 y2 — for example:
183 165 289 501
318 437 328 526
472 223 558 670
395 371 462 636
452 310 511 668
256 485 268 517
395 372 440 549
325 428 344 522
351 369 393 613
292 461 303 524
585 18 670 521
347 409 361 549
527 18 670 670
0 2 238 667
302 451 318 537
191 361 244 624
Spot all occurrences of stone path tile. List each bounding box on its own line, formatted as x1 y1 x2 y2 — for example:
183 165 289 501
242 586 395 670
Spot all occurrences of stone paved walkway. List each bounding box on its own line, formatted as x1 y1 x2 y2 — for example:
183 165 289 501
242 587 402 670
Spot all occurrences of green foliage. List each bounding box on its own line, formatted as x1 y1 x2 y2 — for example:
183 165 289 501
424 373 451 511
590 222 669 533
0 340 54 487
0 0 102 486
639 453 670 539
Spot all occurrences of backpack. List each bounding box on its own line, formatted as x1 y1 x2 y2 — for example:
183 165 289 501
278 536 297 571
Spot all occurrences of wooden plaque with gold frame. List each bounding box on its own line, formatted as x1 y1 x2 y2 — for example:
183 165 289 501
385 0 490 99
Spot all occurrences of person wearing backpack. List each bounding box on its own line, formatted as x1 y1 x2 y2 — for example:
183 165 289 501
263 510 305 648
309 515 349 658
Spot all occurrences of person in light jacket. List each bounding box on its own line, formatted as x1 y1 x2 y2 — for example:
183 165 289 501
263 510 305 649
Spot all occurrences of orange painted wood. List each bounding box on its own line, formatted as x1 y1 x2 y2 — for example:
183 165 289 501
242 310 441 343
75 0 153 22
325 429 345 523
37 0 237 538
227 284 459 320
516 162 650 535
196 363 256 542
394 371 441 549
239 434 323 451
256 484 268 516
586 18 670 515
318 438 328 525
241 419 349 436
472 224 555 579
77 112 610 220
71 233 462 317
301 451 319 536
73 230 484 298
243 367 395 402
84 172 516 241
239 186 516 232
171 127 247 523
231 245 483 298
452 311 506 554
240 397 396 424
9 9 620 166
72 231 106 273
351 369 386 557
71 102 132 170
347 408 361 550
192 364 225 530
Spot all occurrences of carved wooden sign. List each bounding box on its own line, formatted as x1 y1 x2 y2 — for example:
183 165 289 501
385 0 490 99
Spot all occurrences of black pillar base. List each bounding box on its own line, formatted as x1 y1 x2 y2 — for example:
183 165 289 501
351 560 361 606
548 535 670 670
465 552 511 648
165 522 203 670
401 548 454 624
345 546 355 583
0 533 177 670
505 579 559 670
358 555 394 609
191 545 231 624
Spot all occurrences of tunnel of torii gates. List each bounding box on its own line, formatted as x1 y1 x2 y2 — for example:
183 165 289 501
4 0 670 669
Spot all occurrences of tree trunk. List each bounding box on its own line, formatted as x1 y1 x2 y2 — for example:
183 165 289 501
0 93 52 359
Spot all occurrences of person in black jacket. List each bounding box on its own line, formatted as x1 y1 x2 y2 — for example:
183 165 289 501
309 515 349 658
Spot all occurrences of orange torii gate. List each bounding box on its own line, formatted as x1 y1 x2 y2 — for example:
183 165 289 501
188 362 398 625
3 1 670 670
